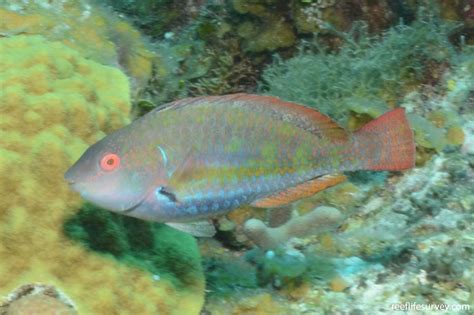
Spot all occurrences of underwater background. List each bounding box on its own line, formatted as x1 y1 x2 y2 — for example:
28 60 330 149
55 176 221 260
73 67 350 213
0 0 472 314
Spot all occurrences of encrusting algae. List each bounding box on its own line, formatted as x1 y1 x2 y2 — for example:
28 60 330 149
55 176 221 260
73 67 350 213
0 35 205 314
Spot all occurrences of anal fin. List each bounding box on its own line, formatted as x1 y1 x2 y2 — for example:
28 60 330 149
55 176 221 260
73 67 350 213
251 174 346 208
166 221 216 237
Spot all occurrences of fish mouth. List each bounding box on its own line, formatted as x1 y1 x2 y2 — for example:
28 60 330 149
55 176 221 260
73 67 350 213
64 168 77 185
65 182 145 214
66 181 80 193
122 196 146 214
64 175 77 186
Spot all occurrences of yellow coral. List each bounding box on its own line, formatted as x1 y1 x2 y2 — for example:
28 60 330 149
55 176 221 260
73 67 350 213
232 293 288 315
0 35 204 314
446 126 465 145
0 1 154 88
329 276 350 292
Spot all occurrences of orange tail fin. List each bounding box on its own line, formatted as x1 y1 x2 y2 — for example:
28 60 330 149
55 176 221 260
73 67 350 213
353 108 415 171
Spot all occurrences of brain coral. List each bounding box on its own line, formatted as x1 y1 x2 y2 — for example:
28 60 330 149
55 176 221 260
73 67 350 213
0 35 204 314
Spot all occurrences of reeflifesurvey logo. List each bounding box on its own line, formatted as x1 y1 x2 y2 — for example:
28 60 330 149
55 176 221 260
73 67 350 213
391 302 471 312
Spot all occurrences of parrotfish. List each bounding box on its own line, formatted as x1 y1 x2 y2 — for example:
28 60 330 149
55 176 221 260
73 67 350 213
65 94 415 236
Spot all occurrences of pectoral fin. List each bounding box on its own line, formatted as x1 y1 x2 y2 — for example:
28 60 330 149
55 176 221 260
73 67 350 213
166 221 216 237
251 174 347 208
168 146 207 189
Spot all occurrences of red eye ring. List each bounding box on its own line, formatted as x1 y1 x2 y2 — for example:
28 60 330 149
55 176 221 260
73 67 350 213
100 153 120 171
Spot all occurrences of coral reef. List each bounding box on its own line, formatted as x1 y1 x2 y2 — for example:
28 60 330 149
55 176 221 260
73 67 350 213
0 283 77 315
101 0 474 114
290 151 473 313
292 0 341 34
0 0 156 89
324 153 472 257
202 149 472 313
259 13 472 166
260 16 456 122
0 35 204 314
229 293 290 315
107 0 420 111
243 206 343 249
144 39 256 108
203 291 292 315
236 19 296 53
293 0 406 35
200 6 473 312
1 1 472 314
101 0 205 39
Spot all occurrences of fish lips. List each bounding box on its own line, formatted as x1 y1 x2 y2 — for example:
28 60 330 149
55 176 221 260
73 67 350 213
64 168 77 185
64 179 146 214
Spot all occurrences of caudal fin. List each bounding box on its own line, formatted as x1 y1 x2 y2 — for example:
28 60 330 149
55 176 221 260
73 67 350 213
353 108 415 171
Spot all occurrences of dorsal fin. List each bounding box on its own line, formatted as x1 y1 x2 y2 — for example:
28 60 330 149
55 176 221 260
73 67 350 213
152 93 348 141
232 94 347 141
152 95 212 113
251 174 347 208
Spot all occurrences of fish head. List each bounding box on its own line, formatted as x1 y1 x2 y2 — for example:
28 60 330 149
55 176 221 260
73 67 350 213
64 131 160 213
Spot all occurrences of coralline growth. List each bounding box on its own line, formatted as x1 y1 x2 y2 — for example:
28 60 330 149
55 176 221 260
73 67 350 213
0 0 156 90
243 206 343 249
0 6 205 314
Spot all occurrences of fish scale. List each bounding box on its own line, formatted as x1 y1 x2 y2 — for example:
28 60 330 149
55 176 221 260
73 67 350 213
148 97 347 215
65 93 415 236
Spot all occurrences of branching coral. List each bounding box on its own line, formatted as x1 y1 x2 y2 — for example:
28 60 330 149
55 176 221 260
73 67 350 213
243 206 343 249
0 35 204 314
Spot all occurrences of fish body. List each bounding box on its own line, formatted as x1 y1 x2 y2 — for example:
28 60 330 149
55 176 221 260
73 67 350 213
65 94 415 236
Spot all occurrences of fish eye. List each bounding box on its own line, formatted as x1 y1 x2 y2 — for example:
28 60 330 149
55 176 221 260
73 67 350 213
100 153 120 171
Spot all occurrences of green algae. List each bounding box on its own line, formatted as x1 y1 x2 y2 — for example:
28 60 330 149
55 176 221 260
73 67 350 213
408 114 447 152
64 203 203 289
203 257 258 296
259 17 458 123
